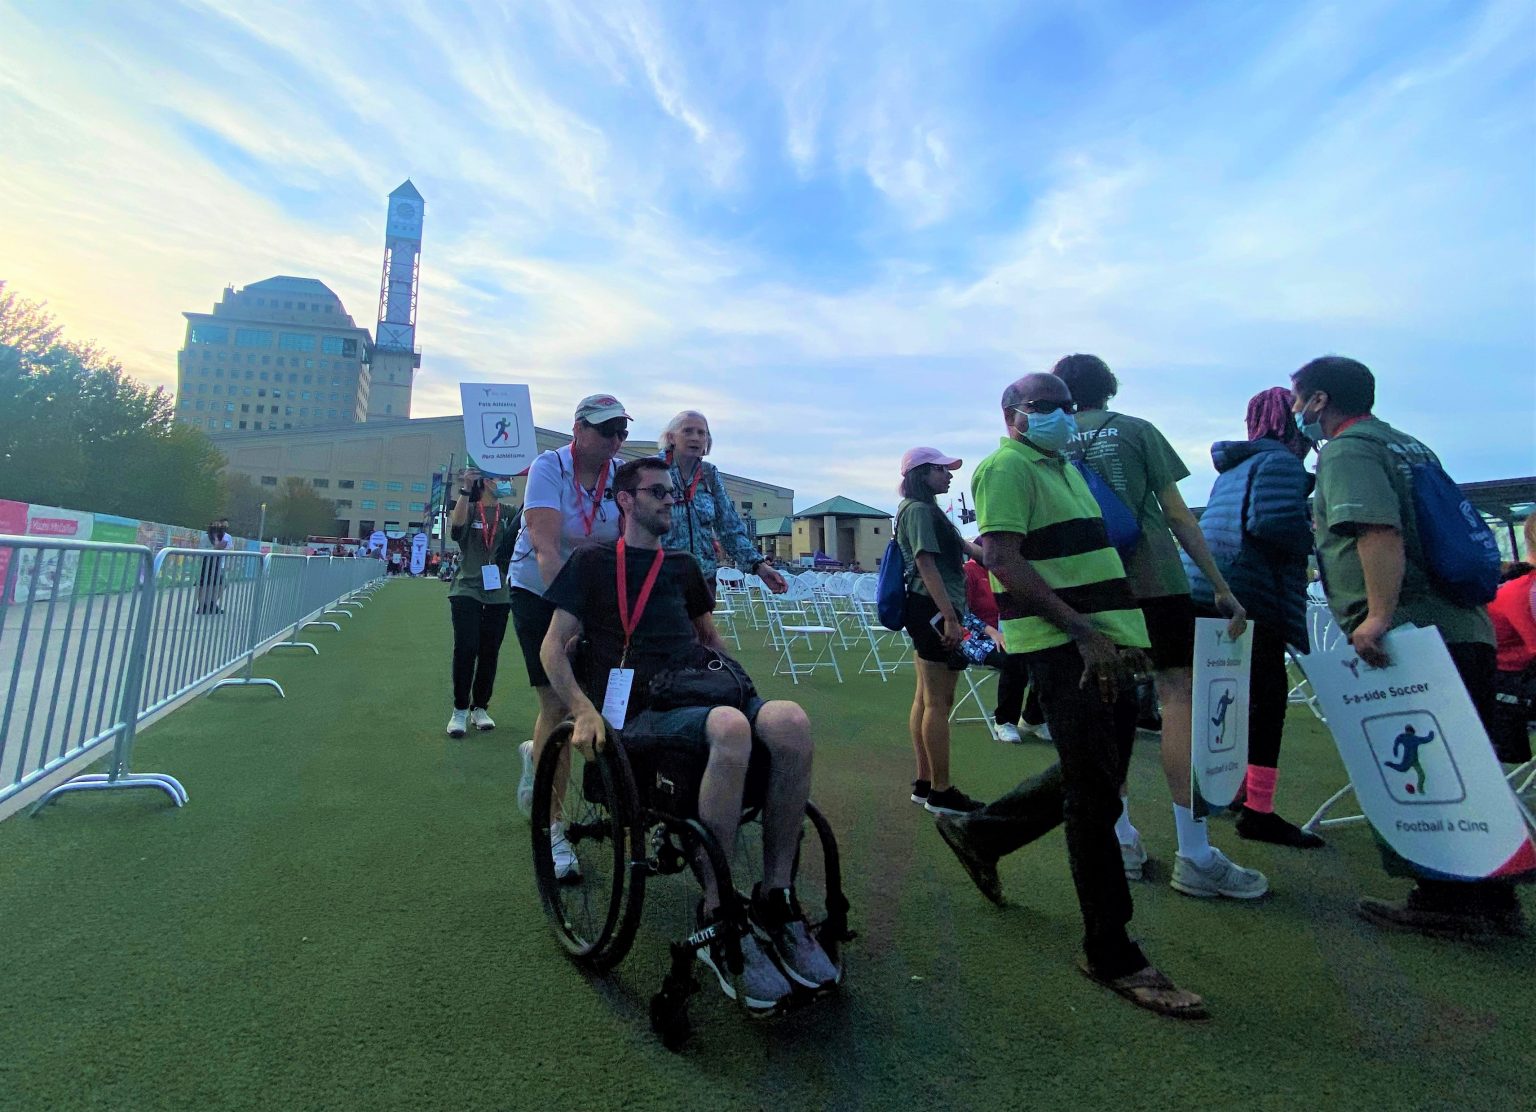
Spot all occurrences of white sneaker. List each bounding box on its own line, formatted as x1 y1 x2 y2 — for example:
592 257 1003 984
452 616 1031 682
1171 847 1269 900
550 821 581 882
469 707 495 731
446 709 468 738
517 740 535 817
1022 721 1052 742
993 722 1022 744
1120 830 1149 880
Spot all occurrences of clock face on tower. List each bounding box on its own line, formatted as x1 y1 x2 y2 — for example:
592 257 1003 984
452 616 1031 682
387 201 421 238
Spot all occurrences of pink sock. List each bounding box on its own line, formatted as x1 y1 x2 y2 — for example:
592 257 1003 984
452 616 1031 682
1245 766 1277 813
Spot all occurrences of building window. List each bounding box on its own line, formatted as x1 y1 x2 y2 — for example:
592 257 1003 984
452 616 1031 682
342 339 358 357
289 374 298 384
385 501 401 512
256 298 265 306
238 421 247 429
223 420 232 429
196 400 205 411
312 478 329 488
338 479 355 489
285 406 294 416
206 418 215 428
385 404 392 414
189 325 228 344
241 404 249 413
300 408 308 417
409 502 426 513
410 482 426 493
335 499 353 509
261 356 270 366
385 481 403 492
360 499 377 511
321 336 343 355
362 480 379 490
235 329 272 347
283 301 293 309
328 408 337 418
279 332 315 352
301 391 310 400
305 359 314 369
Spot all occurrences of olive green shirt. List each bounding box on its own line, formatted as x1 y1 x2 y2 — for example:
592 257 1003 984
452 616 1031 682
448 500 515 605
896 497 968 615
1069 411 1191 601
1312 417 1493 647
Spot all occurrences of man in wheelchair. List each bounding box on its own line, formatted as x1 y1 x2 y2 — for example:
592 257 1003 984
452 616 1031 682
539 457 840 1012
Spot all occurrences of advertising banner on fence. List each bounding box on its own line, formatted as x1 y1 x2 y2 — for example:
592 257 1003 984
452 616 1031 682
14 504 94 602
80 513 140 595
409 532 429 575
1191 617 1254 812
1299 624 1536 881
0 498 28 602
460 383 536 477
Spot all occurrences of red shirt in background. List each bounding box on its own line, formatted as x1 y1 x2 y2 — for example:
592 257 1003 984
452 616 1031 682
964 558 998 628
1489 571 1536 673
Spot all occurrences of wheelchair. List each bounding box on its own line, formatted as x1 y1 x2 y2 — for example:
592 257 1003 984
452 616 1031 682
529 719 854 1050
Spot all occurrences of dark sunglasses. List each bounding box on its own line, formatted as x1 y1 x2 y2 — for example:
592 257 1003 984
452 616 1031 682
1013 398 1077 415
634 483 677 502
583 418 630 440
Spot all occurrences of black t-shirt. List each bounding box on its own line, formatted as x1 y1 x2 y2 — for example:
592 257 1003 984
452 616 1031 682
544 542 713 719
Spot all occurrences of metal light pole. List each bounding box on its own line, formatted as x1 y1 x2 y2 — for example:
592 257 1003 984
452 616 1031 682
257 502 267 548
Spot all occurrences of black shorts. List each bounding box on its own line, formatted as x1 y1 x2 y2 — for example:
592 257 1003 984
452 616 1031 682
510 587 557 687
1139 594 1196 672
903 592 965 669
622 699 772 815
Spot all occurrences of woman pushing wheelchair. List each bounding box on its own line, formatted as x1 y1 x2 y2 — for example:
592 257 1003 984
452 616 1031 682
535 456 843 1016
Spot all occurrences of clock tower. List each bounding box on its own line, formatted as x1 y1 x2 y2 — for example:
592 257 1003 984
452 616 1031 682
366 180 424 419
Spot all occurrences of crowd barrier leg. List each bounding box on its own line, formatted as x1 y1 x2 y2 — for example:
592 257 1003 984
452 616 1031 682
271 560 321 654
35 569 187 812
213 567 285 699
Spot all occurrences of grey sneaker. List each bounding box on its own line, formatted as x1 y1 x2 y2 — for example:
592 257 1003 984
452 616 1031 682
750 885 841 991
695 908 793 1012
469 707 495 731
446 709 468 738
517 740 535 816
1120 831 1149 880
1170 847 1269 900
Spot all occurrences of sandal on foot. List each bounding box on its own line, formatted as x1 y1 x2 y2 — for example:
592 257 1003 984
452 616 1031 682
1076 959 1209 1021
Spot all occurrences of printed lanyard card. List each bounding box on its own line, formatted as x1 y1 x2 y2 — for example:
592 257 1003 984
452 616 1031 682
602 668 635 731
481 564 502 591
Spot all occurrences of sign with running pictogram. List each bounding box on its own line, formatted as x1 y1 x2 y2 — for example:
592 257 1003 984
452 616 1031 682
460 383 536 478
1299 624 1536 881
1191 617 1253 812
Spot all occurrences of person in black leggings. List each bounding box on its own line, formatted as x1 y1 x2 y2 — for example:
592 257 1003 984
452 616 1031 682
445 467 516 738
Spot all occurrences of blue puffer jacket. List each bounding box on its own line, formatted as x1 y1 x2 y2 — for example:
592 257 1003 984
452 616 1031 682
1182 439 1314 651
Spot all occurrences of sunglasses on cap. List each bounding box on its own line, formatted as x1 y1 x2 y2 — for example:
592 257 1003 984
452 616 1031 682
582 417 630 440
1011 398 1078 415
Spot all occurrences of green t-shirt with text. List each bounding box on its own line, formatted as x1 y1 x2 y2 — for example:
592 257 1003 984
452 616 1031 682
1069 411 1191 601
1312 417 1492 647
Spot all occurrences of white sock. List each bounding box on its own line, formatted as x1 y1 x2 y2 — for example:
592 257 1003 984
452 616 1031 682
1114 798 1137 844
1173 804 1215 866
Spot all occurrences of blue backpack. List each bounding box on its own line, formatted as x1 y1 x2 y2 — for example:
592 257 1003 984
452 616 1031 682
1409 460 1500 607
876 537 907 631
1072 461 1142 556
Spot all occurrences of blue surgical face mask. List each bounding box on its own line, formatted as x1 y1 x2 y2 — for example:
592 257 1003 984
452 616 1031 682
1294 401 1325 444
495 480 513 497
1023 409 1079 454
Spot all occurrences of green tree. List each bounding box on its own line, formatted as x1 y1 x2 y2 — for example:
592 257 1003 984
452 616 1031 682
219 472 266 540
0 283 224 525
269 478 337 544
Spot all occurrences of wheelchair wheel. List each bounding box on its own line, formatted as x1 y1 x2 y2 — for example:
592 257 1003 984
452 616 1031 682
530 723 646 971
731 801 853 981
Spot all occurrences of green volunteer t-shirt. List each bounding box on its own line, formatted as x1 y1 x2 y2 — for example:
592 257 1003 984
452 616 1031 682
895 497 968 615
1312 417 1493 647
971 436 1149 654
1069 411 1191 601
449 501 515 604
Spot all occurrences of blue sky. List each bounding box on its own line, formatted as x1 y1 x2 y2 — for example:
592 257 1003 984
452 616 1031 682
2 0 1532 513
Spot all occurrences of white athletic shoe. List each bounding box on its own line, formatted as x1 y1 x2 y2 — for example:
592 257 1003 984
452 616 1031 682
550 821 581 882
1171 847 1269 900
1022 721 1052 742
1120 830 1149 880
446 709 468 738
517 740 535 817
469 707 495 731
993 722 1022 744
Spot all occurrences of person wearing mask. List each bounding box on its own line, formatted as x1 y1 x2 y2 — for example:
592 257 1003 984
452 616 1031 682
1054 354 1266 900
933 374 1207 1019
511 396 630 875
1488 515 1536 766
444 468 517 738
658 410 787 600
195 518 233 614
897 448 984 816
1297 356 1524 937
1181 387 1324 848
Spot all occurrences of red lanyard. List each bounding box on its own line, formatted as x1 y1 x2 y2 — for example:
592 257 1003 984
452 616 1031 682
616 538 666 664
681 461 705 503
1334 414 1373 436
571 449 610 536
477 502 501 549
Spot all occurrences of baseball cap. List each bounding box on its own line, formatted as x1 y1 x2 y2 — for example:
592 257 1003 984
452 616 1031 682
899 447 962 476
574 394 632 424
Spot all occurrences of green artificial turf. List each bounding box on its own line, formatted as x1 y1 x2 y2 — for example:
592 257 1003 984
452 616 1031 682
0 582 1529 1111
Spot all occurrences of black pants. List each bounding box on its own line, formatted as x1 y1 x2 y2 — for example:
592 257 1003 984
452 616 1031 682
961 642 1146 978
990 653 1030 725
450 597 511 711
1246 619 1292 768
1411 641 1519 913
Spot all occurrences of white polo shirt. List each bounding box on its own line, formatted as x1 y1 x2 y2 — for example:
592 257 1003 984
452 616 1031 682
507 444 621 596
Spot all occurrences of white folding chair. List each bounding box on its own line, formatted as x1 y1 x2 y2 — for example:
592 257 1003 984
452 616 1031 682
711 588 742 649
766 577 844 685
950 666 999 736
850 577 911 681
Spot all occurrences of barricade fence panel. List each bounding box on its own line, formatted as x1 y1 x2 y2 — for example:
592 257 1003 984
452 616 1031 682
0 536 386 820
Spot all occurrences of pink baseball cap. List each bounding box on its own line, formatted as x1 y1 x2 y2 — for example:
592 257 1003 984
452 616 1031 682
900 447 963 476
